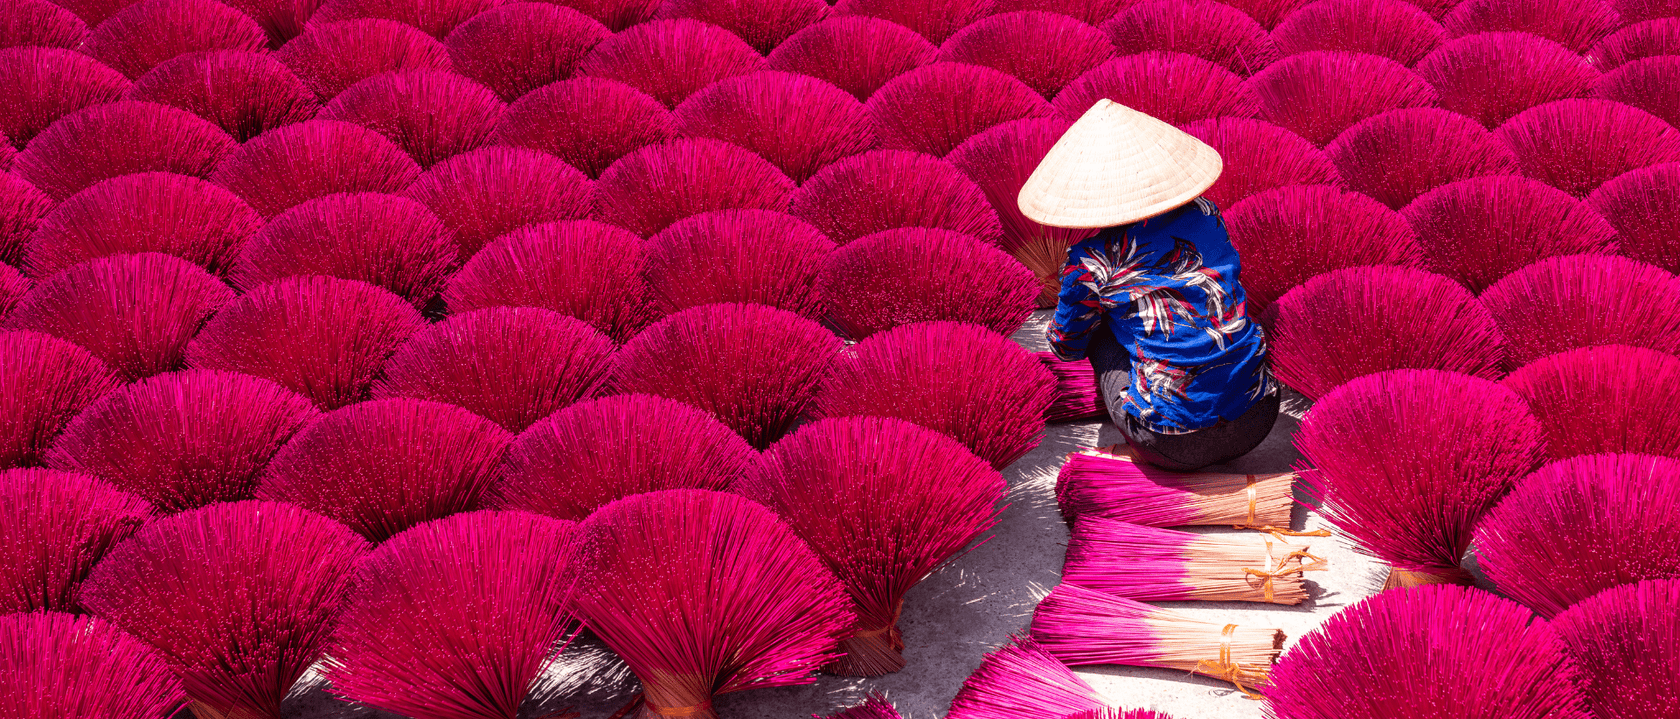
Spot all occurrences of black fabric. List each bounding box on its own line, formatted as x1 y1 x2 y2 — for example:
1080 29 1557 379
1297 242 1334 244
1087 326 1280 471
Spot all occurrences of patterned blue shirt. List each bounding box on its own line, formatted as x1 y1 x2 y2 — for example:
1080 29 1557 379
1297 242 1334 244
1047 198 1272 433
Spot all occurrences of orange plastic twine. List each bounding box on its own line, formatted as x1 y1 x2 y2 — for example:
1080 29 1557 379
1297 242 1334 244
1231 474 1335 542
647 701 714 717
1245 540 1329 602
1193 624 1264 700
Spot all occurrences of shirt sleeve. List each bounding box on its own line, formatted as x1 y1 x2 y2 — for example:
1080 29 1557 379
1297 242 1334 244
1046 244 1102 362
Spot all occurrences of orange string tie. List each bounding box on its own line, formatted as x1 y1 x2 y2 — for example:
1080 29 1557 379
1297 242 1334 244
1244 540 1330 602
647 700 713 718
1193 624 1263 700
854 599 905 638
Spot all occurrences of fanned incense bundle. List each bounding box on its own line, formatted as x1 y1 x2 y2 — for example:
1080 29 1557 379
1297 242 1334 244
1294 370 1543 587
940 11 1114 99
989 0 1132 25
0 0 87 49
308 0 500 38
1054 52 1260 126
27 172 259 279
1030 583 1283 691
1442 0 1617 53
1039 352 1105 422
210 119 422 217
945 635 1109 719
1598 57 1680 130
1265 585 1592 719
0 175 52 267
593 138 795 238
867 63 1054 158
1415 32 1599 128
0 612 186 717
82 0 266 78
575 19 764 108
1247 51 1438 147
219 0 317 46
1481 254 1680 368
0 263 25 320
832 0 990 44
13 100 235 201
1500 345 1680 460
1180 117 1343 208
1590 18 1680 71
0 47 131 149
446 220 655 342
402 146 594 258
1552 579 1680 719
540 0 658 30
0 467 150 613
735 416 1006 676
674 71 878 184
1063 516 1325 604
79 501 370 719
489 393 756 520
764 16 937 101
491 77 674 179
818 227 1038 339
46 370 319 512
1214 0 1313 28
47 0 132 25
1061 710 1180 719
1497 99 1680 198
1269 0 1446 66
566 490 854 719
1324 107 1519 210
643 210 834 319
1588 162 1680 272
0 331 120 469
443 4 608 102
275 20 455 100
656 0 827 53
790 150 1004 246
1225 185 1425 313
1402 176 1618 293
1055 449 1295 528
822 694 904 719
127 51 319 141
320 70 505 168
1102 1 1278 77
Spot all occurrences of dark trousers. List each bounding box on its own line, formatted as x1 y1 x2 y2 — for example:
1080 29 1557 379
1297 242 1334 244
1087 327 1280 472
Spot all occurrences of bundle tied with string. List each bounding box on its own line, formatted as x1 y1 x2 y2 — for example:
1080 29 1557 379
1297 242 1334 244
762 17 936 101
1269 0 1447 67
945 635 1109 719
1030 583 1284 694
1063 516 1327 604
1038 352 1105 423
1055 448 1300 531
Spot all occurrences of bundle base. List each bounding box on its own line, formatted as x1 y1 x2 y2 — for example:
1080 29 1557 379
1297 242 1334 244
1015 236 1076 308
1382 565 1473 590
824 625 906 676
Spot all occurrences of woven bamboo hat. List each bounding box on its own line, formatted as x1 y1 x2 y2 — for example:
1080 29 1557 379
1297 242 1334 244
1018 99 1223 228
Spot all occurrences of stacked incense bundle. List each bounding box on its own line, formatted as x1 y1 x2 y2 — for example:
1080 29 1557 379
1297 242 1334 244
1055 448 1297 529
1063 515 1326 604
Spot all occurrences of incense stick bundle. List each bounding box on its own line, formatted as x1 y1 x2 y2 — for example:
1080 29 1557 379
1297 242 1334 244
1030 583 1284 693
1063 516 1325 604
1037 352 1105 422
1055 449 1295 528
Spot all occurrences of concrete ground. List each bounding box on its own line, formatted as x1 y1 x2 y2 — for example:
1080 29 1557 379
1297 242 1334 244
287 311 1393 718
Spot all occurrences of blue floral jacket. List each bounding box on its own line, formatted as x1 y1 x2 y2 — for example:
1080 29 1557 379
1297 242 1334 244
1047 198 1272 433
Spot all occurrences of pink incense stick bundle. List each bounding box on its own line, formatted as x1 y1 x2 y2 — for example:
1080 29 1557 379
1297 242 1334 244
818 227 1038 339
1030 583 1284 691
1402 176 1619 293
1054 53 1260 127
308 0 500 38
230 192 457 308
1442 0 1617 54
0 0 87 49
816 321 1055 469
1619 0 1680 23
1588 162 1680 272
220 0 318 46
1265 585 1592 719
657 0 827 53
25 172 260 279
822 694 904 719
1103 1 1278 77
1061 710 1179 719
1590 18 1680 71
443 4 608 102
735 416 1007 676
1055 449 1295 528
1501 345 1680 459
0 331 120 468
867 63 1055 158
1475 453 1680 617
4 252 234 380
13 100 235 201
0 263 26 320
566 489 854 719
402 146 594 257
49 0 134 26
947 117 1096 306
1598 56 1680 130
80 500 370 719
1214 0 1313 28
593 138 795 238
550 0 660 30
674 71 879 184
1415 33 1599 128
128 51 319 142
324 511 580 719
988 0 1131 24
1481 255 1680 369
0 47 131 150
1180 117 1343 208
1324 107 1519 209
320 70 505 168
256 399 512 541
0 612 186 716
372 307 617 433
643 209 835 319
492 77 674 179
0 467 150 613
946 635 1109 719
1270 0 1447 66
1294 369 1542 587
1552 579 1680 719
576 19 764 108
83 0 266 79
832 0 990 44
1246 51 1438 147
210 119 422 218
186 276 425 409
1225 185 1425 314
0 175 52 268
940 11 1114 99
1499 99 1680 198
1265 265 1507 399
275 20 455 100
1039 352 1105 422
447 220 655 341
489 393 756 520
46 370 318 511
790 149 1004 246
615 302 838 449
1064 516 1325 604
764 17 937 101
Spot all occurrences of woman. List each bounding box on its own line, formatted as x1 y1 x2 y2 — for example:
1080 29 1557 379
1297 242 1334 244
1018 99 1277 471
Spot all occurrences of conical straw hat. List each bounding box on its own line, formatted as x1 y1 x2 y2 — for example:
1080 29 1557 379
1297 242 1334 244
1018 99 1223 228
